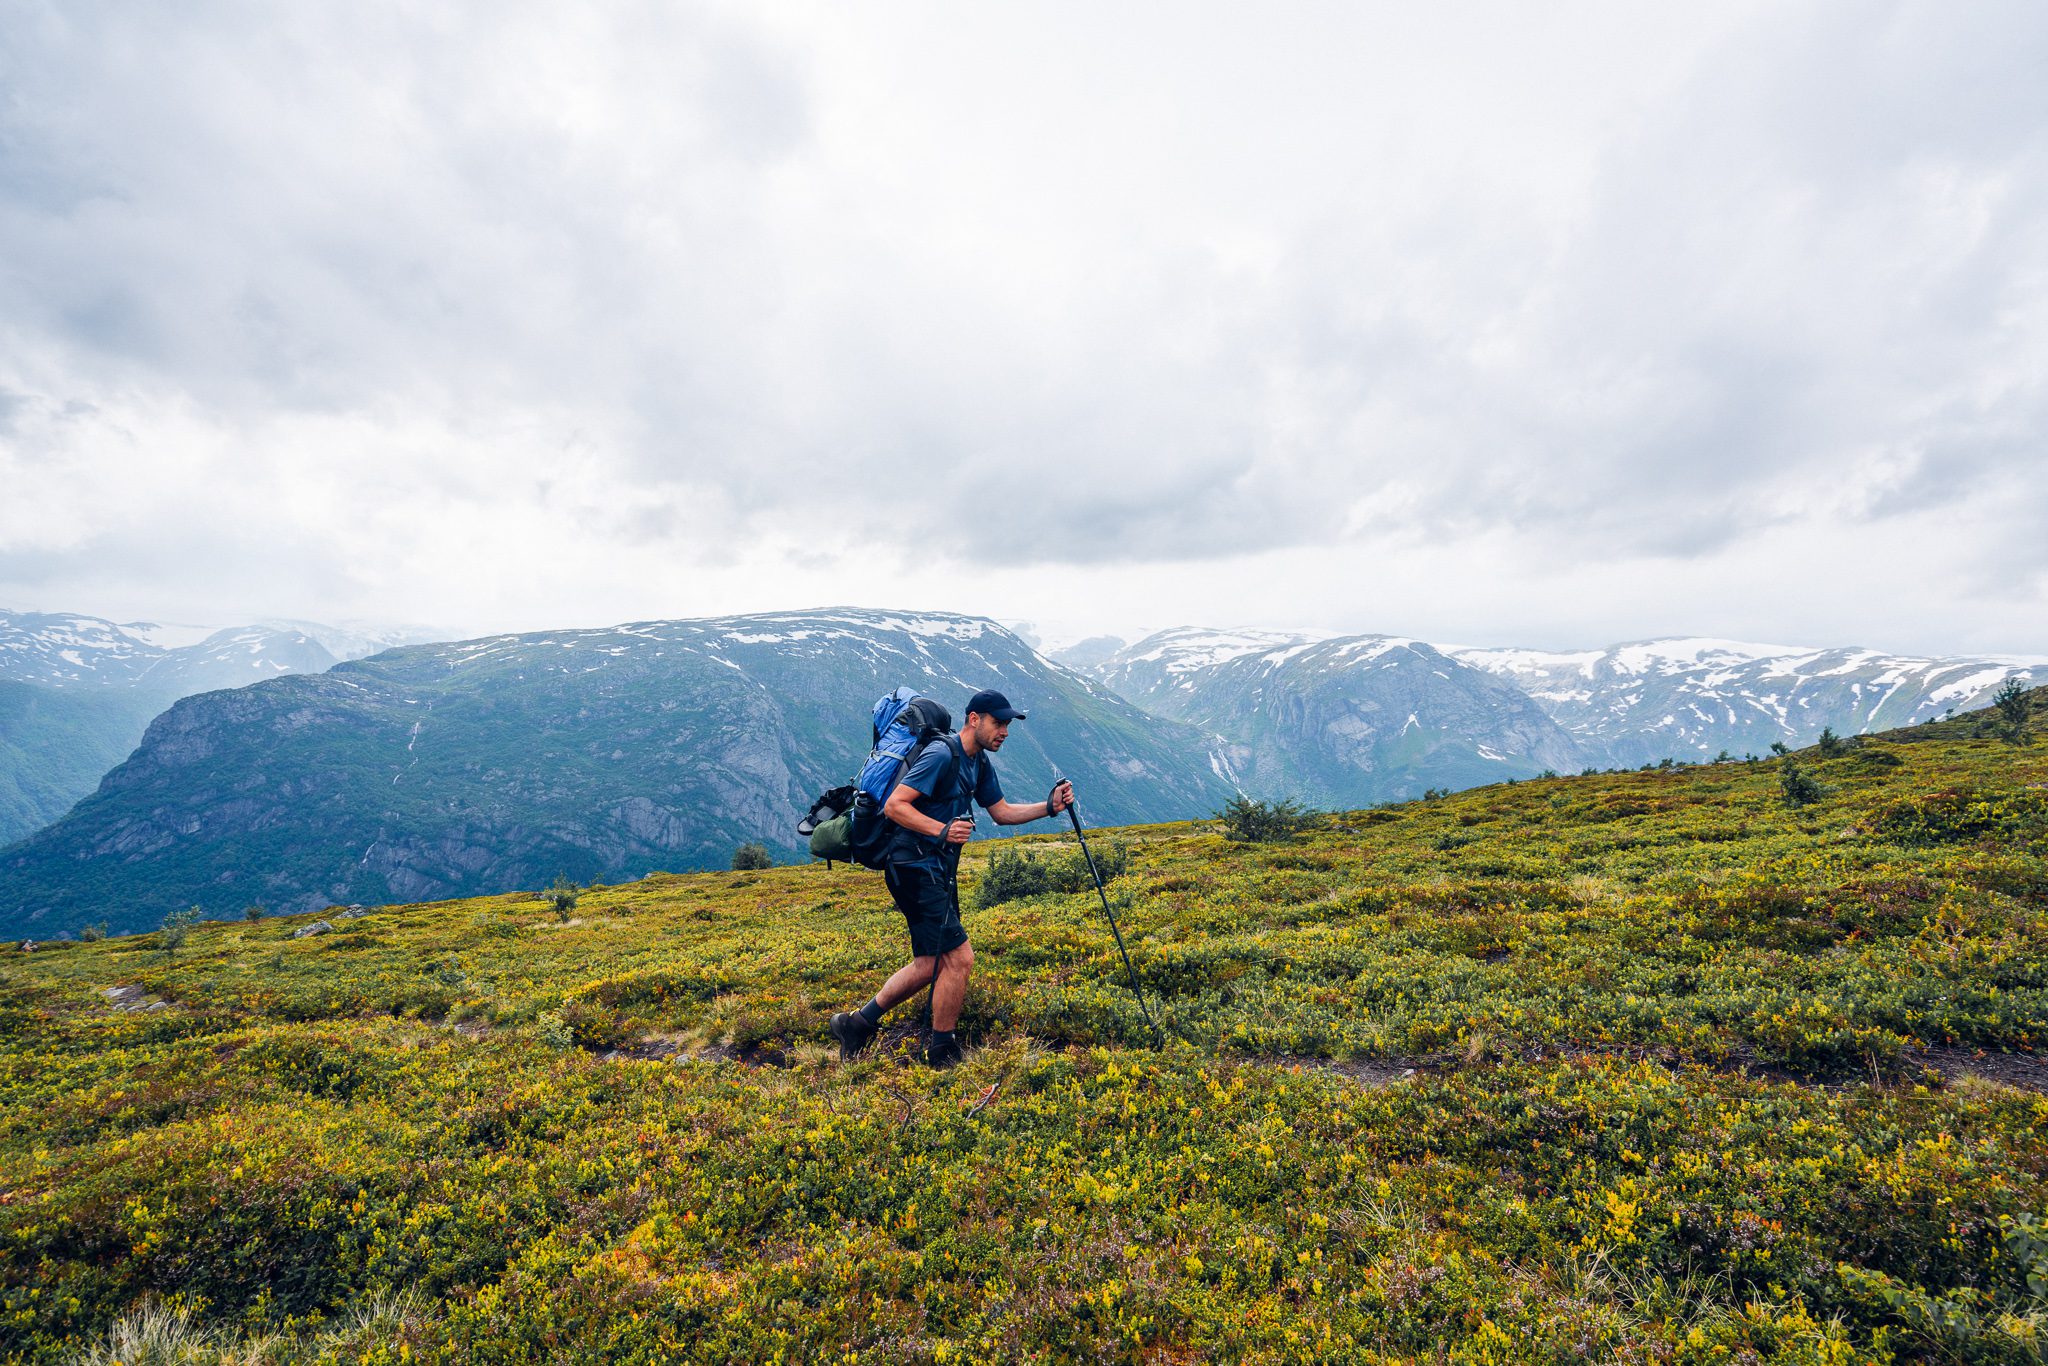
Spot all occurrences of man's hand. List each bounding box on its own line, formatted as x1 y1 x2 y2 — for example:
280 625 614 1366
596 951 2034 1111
1047 779 1073 818
942 817 974 844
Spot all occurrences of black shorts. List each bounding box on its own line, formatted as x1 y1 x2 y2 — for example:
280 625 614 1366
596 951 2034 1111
884 863 968 958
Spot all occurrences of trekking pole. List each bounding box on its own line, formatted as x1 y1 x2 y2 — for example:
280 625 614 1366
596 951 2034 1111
1058 782 1164 1046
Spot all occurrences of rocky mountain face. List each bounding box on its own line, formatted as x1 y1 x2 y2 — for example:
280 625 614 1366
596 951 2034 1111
1449 638 2046 768
1096 628 1584 806
0 610 1233 937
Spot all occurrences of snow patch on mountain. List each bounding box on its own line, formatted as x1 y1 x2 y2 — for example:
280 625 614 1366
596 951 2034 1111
121 621 223 650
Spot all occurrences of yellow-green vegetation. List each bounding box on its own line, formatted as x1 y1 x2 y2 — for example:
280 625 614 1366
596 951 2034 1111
4 710 2047 1363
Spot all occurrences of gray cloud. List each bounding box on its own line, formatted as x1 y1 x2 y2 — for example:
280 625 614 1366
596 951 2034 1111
0 2 2043 650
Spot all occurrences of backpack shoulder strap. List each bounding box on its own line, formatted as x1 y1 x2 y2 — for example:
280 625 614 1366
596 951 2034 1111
906 733 970 798
942 734 977 803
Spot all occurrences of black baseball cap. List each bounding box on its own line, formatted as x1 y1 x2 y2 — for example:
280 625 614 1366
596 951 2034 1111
965 689 1027 722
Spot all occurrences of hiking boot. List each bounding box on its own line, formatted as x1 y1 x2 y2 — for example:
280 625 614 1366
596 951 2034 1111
829 1011 878 1060
925 1035 964 1070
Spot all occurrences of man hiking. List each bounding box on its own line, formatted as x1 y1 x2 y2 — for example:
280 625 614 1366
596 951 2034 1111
830 689 1073 1068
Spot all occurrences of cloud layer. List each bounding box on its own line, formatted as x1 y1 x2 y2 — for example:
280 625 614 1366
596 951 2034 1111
2 1 2043 653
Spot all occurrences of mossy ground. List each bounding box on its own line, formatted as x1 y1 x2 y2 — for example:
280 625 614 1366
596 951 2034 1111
4 717 2047 1362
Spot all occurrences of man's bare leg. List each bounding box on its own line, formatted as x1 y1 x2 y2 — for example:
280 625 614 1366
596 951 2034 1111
833 943 974 1061
869 943 974 1021
872 955 940 1012
930 943 973 1032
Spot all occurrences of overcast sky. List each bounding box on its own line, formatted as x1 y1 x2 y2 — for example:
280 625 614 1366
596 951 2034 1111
2 2 2043 655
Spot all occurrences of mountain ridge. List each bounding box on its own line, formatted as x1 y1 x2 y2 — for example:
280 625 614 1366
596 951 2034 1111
0 608 1233 936
0 610 441 842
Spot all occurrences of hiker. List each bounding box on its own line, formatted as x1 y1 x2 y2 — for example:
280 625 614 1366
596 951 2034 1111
830 689 1073 1068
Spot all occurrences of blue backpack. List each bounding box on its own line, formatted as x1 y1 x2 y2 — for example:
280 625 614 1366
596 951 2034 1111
799 689 956 869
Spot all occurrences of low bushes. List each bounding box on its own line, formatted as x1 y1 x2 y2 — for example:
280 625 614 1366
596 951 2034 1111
973 840 1128 909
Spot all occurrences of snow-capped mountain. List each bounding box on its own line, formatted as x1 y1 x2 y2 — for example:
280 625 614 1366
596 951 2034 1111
0 610 434 844
1096 628 1582 806
1450 638 2047 768
1 608 1233 935
0 611 338 693
0 612 168 690
258 618 444 661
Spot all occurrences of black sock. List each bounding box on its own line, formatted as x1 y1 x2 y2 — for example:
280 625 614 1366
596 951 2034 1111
857 997 885 1027
930 1028 957 1047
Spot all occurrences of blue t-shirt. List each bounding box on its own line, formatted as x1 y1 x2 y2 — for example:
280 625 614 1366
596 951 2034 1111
889 737 1003 867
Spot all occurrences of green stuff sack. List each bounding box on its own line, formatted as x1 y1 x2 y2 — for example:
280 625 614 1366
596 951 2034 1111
808 808 855 863
800 786 861 866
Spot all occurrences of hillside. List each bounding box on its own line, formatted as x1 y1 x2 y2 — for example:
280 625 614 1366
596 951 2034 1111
0 610 1233 938
4 690 2045 1361
0 683 162 847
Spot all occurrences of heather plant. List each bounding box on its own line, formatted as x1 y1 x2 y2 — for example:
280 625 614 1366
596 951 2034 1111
6 699 2048 1362
471 911 518 939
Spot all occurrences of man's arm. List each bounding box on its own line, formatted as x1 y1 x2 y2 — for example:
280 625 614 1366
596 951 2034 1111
884 783 971 844
987 779 1072 827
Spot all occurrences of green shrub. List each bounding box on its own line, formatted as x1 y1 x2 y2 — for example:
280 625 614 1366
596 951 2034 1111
536 1009 574 1049
1817 726 1846 757
1217 794 1316 842
544 877 579 922
76 922 108 942
1870 785 2048 846
1995 677 2034 744
158 905 203 956
243 903 267 922
730 842 773 871
1779 759 1826 808
975 841 1128 909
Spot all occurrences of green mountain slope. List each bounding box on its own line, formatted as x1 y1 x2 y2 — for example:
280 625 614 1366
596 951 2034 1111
0 682 161 845
0 611 361 841
0 610 1232 937
3 690 2044 1361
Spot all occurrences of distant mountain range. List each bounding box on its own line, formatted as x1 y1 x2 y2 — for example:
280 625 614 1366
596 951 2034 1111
1092 628 1582 805
1 605 2040 939
0 610 1230 937
1447 638 2043 769
1078 628 2042 800
0 611 434 842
